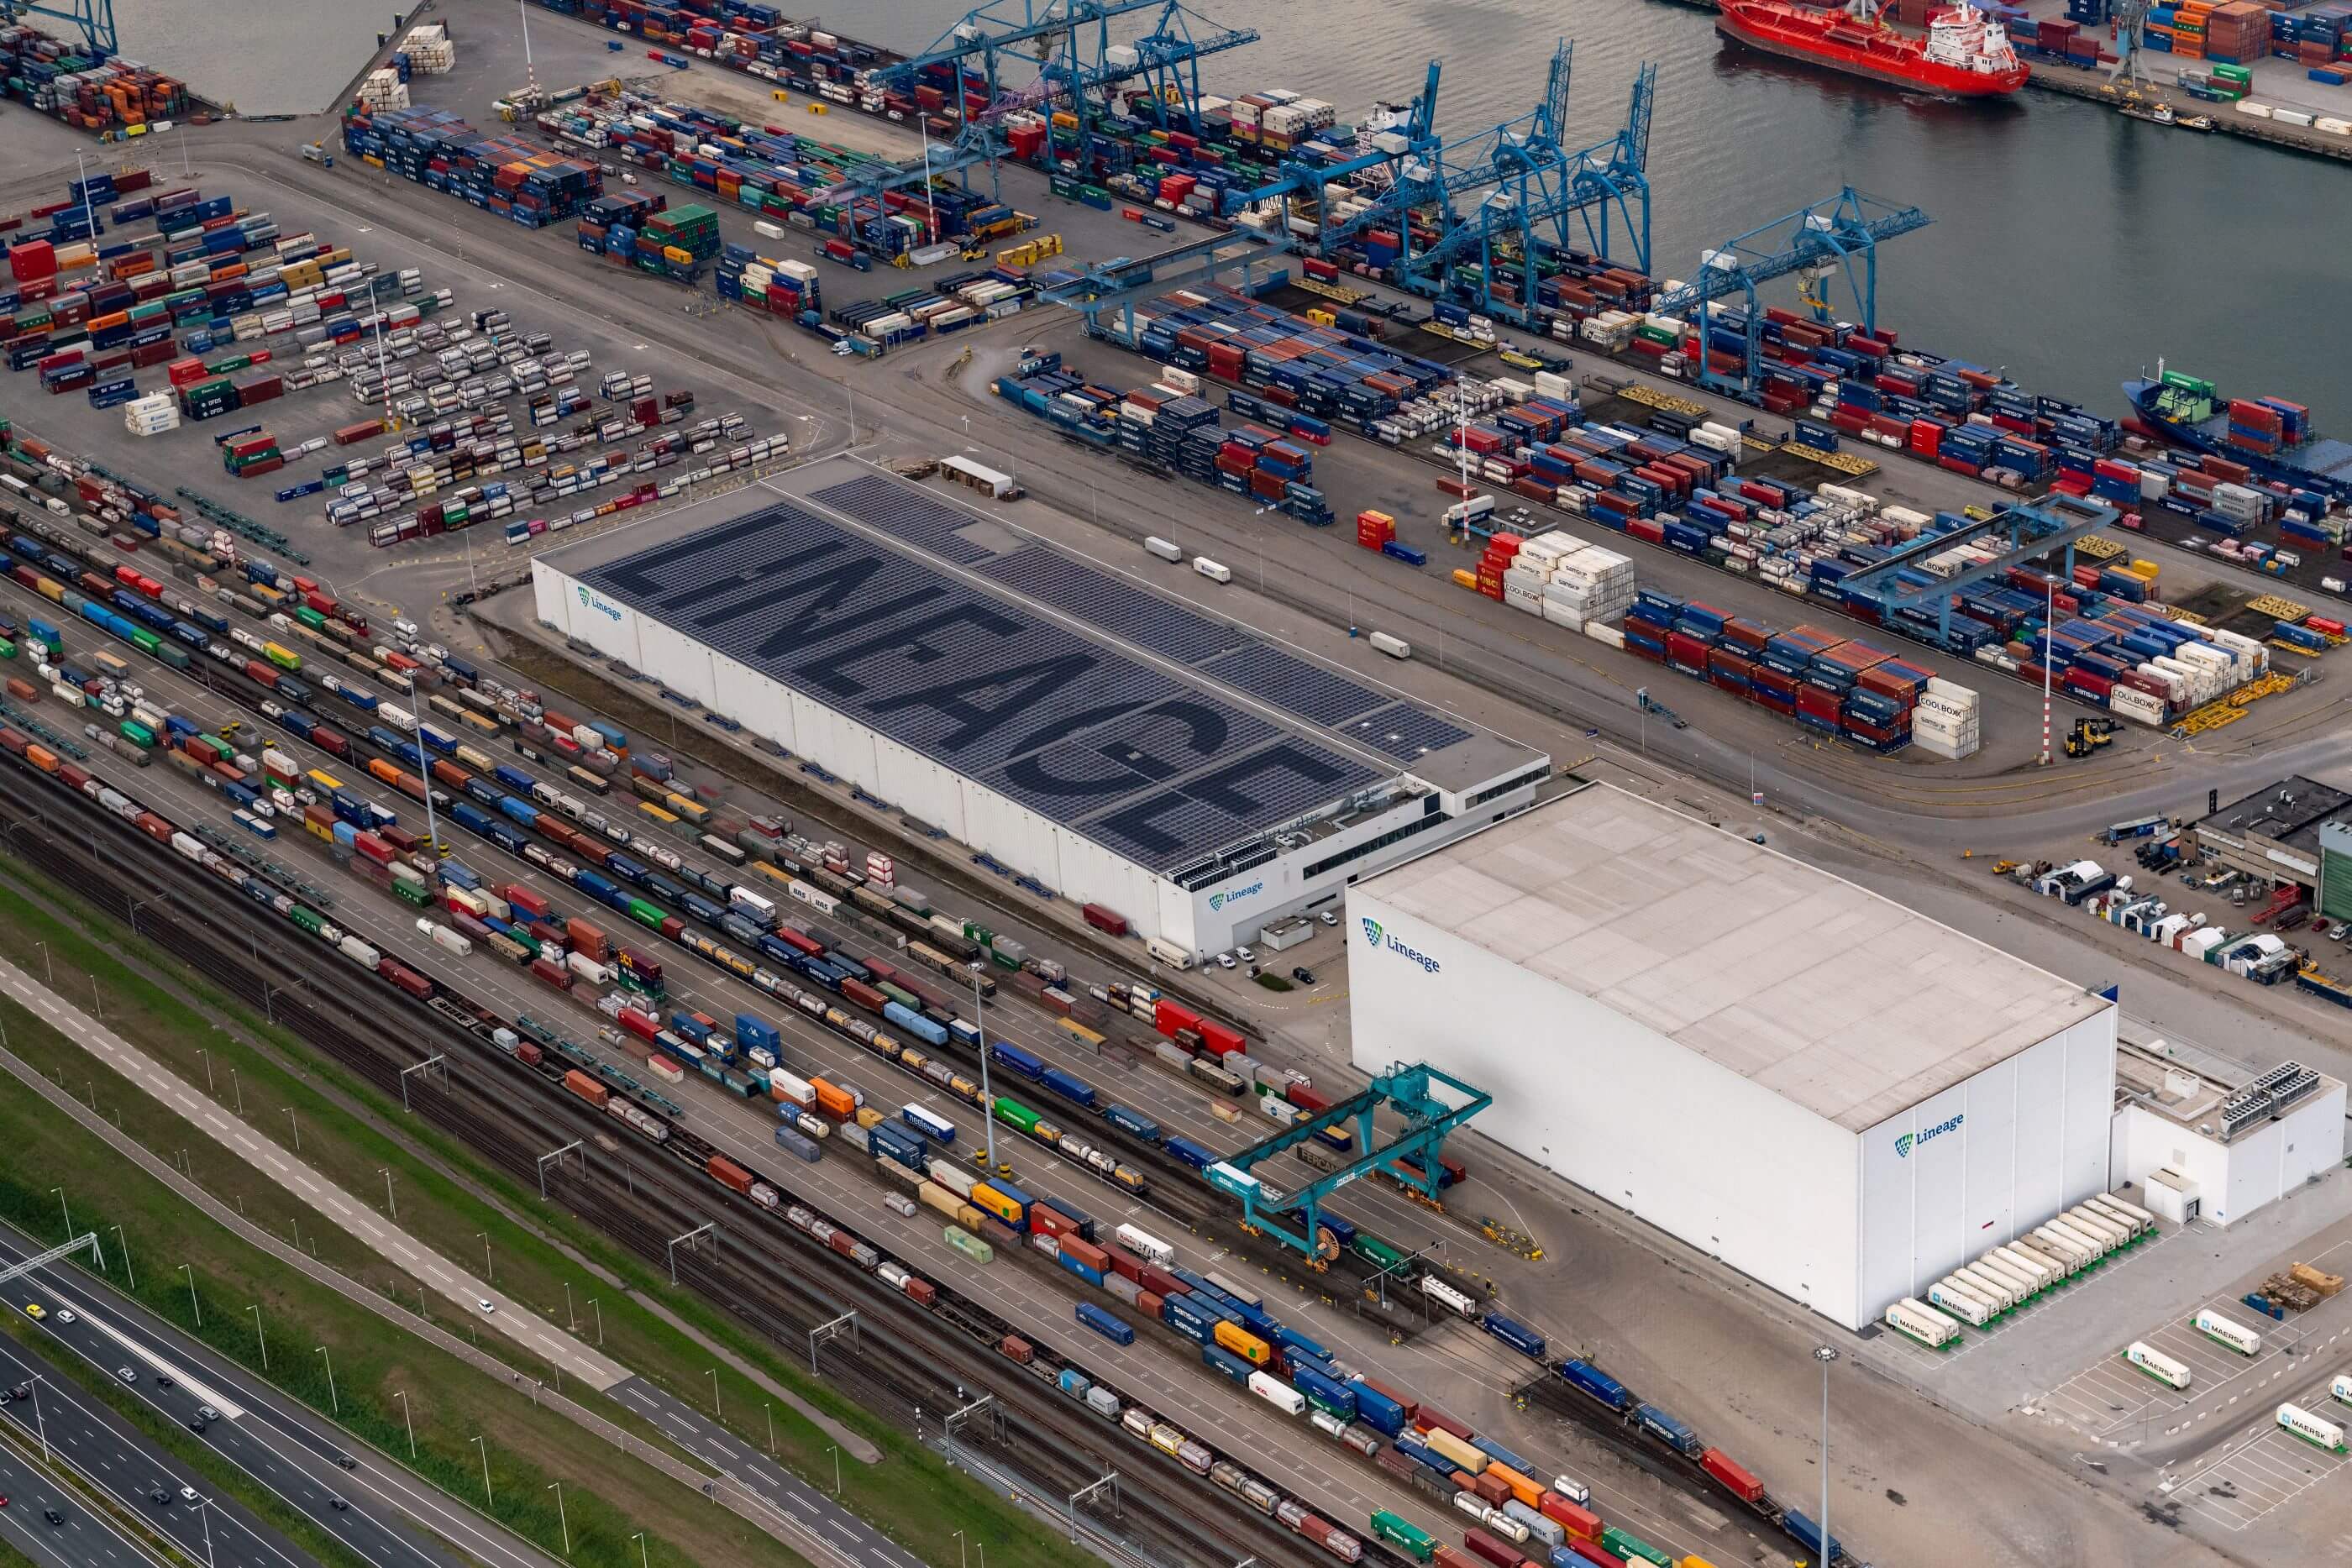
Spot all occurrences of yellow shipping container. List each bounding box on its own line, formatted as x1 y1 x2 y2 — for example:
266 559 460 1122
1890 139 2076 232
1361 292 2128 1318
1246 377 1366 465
1214 1320 1271 1365
855 1105 885 1130
969 1181 1024 1226
2130 559 2160 577
1452 569 1478 590
1422 1427 1488 1474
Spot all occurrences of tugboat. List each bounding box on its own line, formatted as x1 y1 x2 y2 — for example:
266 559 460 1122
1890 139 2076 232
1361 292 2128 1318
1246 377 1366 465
2118 102 2216 131
1716 0 2031 97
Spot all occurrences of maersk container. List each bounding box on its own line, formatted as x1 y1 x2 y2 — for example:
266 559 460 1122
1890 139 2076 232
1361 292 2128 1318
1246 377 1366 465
1925 1279 1992 1327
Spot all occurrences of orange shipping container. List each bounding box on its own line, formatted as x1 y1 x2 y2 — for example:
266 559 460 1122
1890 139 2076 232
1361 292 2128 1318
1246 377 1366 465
811 1078 856 1120
1484 1462 1543 1508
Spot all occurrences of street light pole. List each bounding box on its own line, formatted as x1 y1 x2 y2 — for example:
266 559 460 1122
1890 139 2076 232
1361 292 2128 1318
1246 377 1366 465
283 1107 300 1151
109 1225 134 1288
249 1304 268 1369
973 973 997 1174
474 1435 493 1507
317 1346 339 1414
27 1376 50 1460
378 1167 397 1220
587 1298 603 1345
548 1482 570 1555
50 1187 69 1235
632 1533 649 1568
475 1233 493 1282
197 1498 215 1567
707 1367 721 1419
180 1263 201 1325
396 1390 416 1457
1815 1345 1838 1563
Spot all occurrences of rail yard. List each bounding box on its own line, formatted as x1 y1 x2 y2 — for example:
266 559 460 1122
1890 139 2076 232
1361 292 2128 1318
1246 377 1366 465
2 3 2350 1568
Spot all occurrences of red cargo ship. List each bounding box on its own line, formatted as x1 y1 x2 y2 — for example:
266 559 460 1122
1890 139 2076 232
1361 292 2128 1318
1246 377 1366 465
1716 0 2030 97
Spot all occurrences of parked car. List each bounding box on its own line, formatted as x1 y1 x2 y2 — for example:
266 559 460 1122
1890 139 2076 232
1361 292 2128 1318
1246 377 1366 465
1290 966 1317 984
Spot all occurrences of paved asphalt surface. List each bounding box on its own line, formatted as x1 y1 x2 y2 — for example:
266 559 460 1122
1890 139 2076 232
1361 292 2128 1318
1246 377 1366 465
0 1225 550 1568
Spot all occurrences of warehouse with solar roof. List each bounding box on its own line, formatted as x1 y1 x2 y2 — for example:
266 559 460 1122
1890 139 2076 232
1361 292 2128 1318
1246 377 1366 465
533 457 1550 957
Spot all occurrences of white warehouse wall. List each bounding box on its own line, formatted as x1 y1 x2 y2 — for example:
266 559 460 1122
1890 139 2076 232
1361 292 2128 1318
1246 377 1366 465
2110 1081 2346 1225
1853 1009 2116 1324
1347 892 1868 1328
538 563 1191 947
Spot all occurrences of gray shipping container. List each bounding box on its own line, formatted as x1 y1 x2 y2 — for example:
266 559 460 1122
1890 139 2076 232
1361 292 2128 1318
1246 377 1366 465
1154 1041 1190 1070
773 1125 822 1162
1084 1386 1121 1419
840 1122 871 1153
1105 1272 1142 1306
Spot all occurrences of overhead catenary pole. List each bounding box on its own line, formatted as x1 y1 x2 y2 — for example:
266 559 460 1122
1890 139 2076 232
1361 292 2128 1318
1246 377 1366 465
2040 577 2054 766
974 972 998 1173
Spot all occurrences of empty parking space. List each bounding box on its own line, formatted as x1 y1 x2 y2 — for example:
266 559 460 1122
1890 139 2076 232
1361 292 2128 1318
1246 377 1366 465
2163 1371 2352 1531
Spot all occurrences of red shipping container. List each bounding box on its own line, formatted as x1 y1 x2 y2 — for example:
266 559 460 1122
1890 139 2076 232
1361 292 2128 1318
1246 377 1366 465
1462 1531 1522 1568
1539 1493 1603 1540
1698 1447 1765 1504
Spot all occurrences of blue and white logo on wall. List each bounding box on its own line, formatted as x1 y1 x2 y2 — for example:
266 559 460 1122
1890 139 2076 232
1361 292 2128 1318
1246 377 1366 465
1896 1114 1964 1158
575 585 623 623
1208 880 1264 913
1361 918 1441 974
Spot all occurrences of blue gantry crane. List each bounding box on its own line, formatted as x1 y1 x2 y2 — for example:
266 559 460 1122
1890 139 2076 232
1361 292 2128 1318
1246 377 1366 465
0 0 113 55
1042 227 1295 340
1389 52 1659 327
1649 186 1931 400
1206 1062 1492 1266
1834 493 2120 646
854 0 1257 203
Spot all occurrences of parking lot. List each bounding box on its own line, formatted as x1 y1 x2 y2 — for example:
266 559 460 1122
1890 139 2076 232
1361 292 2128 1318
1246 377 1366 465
2159 1366 2352 1533
2025 1237 2352 1464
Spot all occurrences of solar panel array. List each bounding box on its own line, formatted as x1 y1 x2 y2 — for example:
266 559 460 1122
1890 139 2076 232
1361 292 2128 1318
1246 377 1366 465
980 545 1247 666
578 497 1386 869
809 473 995 565
1203 645 1388 726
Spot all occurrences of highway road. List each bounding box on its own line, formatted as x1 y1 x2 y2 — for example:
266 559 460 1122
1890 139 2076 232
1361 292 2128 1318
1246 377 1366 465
0 1424 170 1568
0 1329 313 1568
0 1226 548 1568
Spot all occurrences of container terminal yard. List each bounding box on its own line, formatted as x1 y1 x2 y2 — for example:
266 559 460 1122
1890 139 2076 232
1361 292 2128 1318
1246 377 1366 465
0 4 2350 1568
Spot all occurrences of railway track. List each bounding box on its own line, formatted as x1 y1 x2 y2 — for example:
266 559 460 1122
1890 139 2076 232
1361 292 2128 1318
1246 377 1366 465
0 757 1404 1568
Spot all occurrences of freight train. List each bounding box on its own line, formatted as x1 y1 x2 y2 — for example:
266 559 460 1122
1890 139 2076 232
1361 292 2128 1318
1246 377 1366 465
0 728 1382 1568
0 504 1469 1277
0 513 1851 1568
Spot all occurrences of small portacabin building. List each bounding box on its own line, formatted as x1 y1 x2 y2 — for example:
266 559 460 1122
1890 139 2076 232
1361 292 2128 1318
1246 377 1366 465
1347 784 2118 1330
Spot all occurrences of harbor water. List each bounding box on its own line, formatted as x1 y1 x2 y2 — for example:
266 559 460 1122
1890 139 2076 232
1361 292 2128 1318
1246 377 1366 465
109 0 2345 415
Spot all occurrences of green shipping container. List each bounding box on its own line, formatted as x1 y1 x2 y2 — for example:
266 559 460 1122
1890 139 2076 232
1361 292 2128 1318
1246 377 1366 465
119 721 155 747
393 878 429 906
291 906 325 936
1600 1528 1672 1568
0 637 13 659
295 606 326 631
943 1226 994 1263
157 645 192 671
626 897 664 930
993 1097 1041 1134
127 628 160 653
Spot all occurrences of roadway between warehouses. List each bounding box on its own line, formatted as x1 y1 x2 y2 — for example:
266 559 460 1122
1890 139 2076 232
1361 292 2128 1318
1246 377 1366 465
0 958 917 1568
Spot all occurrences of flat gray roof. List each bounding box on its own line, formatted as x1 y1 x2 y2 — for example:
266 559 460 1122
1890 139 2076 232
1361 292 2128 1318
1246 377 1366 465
1361 784 2111 1130
540 457 1541 875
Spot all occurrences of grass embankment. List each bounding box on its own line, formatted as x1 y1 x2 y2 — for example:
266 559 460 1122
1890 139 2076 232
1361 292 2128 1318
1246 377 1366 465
0 860 1099 1568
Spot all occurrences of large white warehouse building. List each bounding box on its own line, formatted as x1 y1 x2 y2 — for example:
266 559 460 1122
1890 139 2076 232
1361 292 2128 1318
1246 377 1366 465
533 457 1548 957
1348 784 2118 1330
